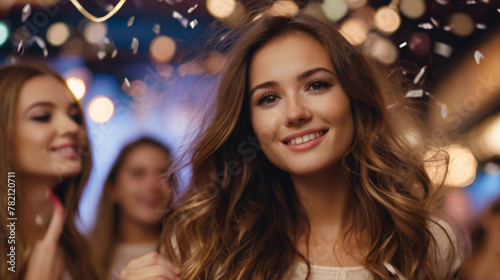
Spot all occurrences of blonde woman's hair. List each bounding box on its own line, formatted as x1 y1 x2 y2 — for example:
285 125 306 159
161 9 459 280
0 64 100 279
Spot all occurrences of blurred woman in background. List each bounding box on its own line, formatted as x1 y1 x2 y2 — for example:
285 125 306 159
465 198 500 279
0 63 100 279
91 137 176 280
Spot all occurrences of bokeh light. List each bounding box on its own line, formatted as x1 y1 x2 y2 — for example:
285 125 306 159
374 6 401 34
322 0 348 22
67 77 86 100
268 0 300 17
340 18 369 45
0 21 9 47
150 35 176 63
47 22 70 46
366 34 398 64
400 0 426 19
345 0 368 9
88 96 114 123
426 145 478 188
449 12 474 37
83 22 107 44
408 31 431 56
206 0 236 20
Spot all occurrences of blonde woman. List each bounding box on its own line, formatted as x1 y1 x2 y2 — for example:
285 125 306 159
121 9 462 280
0 64 100 280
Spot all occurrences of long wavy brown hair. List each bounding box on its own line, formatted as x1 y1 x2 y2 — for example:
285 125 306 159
91 137 177 278
0 64 100 279
161 9 458 280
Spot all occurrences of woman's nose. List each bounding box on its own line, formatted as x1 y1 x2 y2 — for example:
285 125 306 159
284 95 312 126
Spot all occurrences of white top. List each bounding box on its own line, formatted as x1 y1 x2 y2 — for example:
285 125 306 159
288 263 373 280
287 217 461 280
108 242 158 280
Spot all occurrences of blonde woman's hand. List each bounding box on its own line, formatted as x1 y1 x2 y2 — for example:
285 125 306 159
25 189 65 280
120 252 181 280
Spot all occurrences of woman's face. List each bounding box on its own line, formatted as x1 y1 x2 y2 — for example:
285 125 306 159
249 32 354 177
12 75 84 179
109 144 171 225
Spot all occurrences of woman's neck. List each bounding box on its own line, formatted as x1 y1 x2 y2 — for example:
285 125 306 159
18 175 60 241
291 163 351 236
118 217 161 245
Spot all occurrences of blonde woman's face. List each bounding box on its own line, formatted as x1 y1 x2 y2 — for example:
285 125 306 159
12 75 84 179
109 144 171 225
249 32 354 177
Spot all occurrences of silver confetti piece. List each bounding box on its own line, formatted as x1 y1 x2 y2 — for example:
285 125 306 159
430 17 439 28
413 66 427 85
188 4 198 13
181 18 188 28
384 262 407 280
112 49 118 59
399 42 407 48
123 78 131 88
189 19 198 29
406 89 424 98
466 0 476 4
17 40 23 53
417 23 433 29
21 4 31 22
172 11 183 19
97 50 106 60
131 37 139 55
127 16 135 27
103 37 110 44
474 50 484 64
440 103 447 119
153 24 160 35
476 23 487 29
32 36 48 57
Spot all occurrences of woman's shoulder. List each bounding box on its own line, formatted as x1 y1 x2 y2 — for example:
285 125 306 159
427 216 462 278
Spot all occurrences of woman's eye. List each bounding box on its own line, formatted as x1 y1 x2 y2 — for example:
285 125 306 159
32 115 50 122
308 80 332 91
70 114 82 124
257 93 279 105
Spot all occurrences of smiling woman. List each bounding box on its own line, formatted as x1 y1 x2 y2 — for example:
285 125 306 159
0 64 100 280
120 7 463 280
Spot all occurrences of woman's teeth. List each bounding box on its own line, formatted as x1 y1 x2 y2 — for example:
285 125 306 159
287 131 325 145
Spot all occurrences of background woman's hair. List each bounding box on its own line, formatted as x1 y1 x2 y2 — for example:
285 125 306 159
91 136 177 278
0 63 100 279
161 7 456 280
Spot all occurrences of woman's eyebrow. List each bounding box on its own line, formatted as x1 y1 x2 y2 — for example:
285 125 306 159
297 67 335 81
25 101 54 113
249 81 279 96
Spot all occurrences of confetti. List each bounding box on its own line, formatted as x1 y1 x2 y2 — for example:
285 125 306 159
440 103 447 119
17 40 23 53
189 19 198 29
21 4 31 22
430 17 439 28
112 49 118 59
172 11 182 19
153 24 160 35
434 42 453 58
103 37 111 44
180 18 188 28
127 16 135 27
497 9 500 13
443 25 452 31
474 50 484 64
413 66 427 85
476 23 487 29
466 0 476 3
131 37 139 55
399 42 407 48
32 36 48 57
123 77 131 88
188 4 198 13
97 50 106 60
384 262 407 280
417 23 433 29
406 89 425 98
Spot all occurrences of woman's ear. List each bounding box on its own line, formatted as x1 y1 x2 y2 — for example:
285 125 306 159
106 181 120 202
